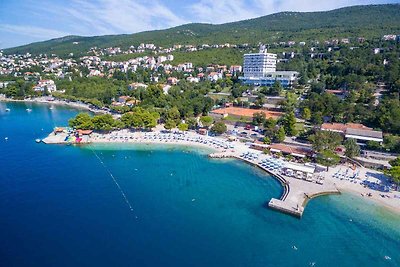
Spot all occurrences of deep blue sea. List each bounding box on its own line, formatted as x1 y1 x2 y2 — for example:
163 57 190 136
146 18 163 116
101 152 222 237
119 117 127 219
0 102 399 267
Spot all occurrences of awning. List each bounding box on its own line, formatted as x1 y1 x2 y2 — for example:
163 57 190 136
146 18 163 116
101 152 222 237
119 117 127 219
284 162 315 174
291 153 306 158
270 148 281 153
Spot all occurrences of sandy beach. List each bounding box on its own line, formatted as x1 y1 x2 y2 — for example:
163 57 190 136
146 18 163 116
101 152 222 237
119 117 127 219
7 96 398 216
51 128 400 215
323 165 400 214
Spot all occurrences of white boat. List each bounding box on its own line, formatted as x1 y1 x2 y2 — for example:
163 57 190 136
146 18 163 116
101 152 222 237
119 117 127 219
35 139 41 143
26 108 32 112
5 108 10 112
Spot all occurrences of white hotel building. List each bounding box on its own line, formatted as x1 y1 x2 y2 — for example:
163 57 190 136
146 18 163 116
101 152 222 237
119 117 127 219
243 47 277 77
240 46 298 88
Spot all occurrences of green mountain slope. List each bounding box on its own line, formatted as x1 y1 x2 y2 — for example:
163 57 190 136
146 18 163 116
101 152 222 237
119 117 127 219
4 4 400 56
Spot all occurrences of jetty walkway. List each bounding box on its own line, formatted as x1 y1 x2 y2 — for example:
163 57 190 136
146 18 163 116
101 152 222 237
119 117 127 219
209 152 340 217
41 128 340 218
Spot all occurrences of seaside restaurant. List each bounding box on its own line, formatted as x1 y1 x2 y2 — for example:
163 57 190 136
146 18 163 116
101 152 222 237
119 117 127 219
282 162 315 181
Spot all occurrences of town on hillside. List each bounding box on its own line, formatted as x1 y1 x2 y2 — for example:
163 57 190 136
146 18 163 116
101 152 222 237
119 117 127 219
1 33 400 192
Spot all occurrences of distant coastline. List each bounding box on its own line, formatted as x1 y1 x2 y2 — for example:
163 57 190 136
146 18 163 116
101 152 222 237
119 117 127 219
0 95 104 114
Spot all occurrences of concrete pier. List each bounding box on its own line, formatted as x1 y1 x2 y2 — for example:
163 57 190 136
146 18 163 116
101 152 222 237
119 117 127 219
42 132 69 144
210 152 340 217
42 132 90 144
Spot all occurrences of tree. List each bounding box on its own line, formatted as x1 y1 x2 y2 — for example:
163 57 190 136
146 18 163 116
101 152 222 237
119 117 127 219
310 82 325 94
270 81 283 96
301 107 311 121
166 107 181 124
281 92 297 112
186 118 198 129
92 114 115 131
316 150 341 167
68 113 94 130
366 140 381 151
253 112 266 126
121 112 136 128
164 119 176 130
385 166 400 190
200 116 213 128
263 136 271 144
231 86 245 98
112 119 125 129
389 157 400 167
142 112 157 129
274 127 286 143
264 118 277 137
282 112 298 136
210 121 227 135
254 96 265 108
344 138 360 158
177 123 189 131
309 130 343 152
311 111 323 125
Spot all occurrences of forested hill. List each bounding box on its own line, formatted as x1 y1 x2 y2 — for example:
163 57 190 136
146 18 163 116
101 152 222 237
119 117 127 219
4 4 400 56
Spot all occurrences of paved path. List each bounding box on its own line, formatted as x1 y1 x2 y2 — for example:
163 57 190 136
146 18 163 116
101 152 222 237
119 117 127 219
209 152 340 217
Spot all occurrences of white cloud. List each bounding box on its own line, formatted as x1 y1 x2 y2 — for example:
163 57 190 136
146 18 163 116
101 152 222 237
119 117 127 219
0 0 393 48
48 0 188 36
189 0 259 24
188 0 386 23
0 24 70 39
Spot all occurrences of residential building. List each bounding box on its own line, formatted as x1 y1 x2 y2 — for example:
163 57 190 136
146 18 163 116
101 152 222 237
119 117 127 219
186 76 199 83
167 77 178 85
34 79 57 92
207 72 222 82
128 82 148 90
229 65 242 73
383 35 397 41
321 123 383 144
325 89 347 100
118 96 129 103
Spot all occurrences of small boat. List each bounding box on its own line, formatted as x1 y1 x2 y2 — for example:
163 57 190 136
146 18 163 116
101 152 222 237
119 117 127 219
35 139 41 143
26 108 32 112
49 106 54 110
5 108 10 112
4 137 8 140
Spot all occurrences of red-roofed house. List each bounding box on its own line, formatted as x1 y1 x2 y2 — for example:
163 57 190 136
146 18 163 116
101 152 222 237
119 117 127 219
207 72 222 82
167 77 178 85
321 123 383 144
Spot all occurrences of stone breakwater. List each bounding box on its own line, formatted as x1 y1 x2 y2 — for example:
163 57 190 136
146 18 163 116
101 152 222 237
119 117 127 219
209 152 340 217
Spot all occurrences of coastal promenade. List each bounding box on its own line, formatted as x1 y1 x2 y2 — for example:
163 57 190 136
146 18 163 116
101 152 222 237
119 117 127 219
40 128 400 217
209 152 340 217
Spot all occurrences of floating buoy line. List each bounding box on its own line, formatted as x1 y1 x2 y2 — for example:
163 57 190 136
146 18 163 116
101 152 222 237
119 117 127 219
89 146 136 217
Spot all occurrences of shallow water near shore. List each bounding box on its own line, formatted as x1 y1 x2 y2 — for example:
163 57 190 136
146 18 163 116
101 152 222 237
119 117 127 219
1 102 400 267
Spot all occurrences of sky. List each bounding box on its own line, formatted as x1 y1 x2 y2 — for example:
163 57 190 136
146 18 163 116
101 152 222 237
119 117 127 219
0 0 399 49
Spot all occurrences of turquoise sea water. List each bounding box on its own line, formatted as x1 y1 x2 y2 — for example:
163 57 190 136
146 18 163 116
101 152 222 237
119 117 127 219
0 102 399 267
